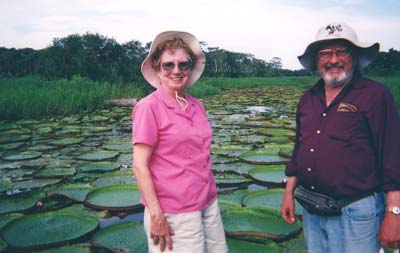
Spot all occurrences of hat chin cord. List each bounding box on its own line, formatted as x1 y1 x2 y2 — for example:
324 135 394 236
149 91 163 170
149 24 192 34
175 90 188 111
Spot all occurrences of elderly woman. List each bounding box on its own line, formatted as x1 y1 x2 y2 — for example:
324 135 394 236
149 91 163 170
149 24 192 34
132 31 227 253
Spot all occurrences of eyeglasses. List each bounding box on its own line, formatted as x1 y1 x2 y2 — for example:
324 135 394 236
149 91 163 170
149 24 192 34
317 47 351 60
161 61 193 71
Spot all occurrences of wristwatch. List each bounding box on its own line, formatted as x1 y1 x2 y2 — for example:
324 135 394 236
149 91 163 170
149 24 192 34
386 206 400 215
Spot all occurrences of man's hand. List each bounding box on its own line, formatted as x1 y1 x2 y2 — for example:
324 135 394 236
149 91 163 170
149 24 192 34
281 193 296 224
379 213 400 250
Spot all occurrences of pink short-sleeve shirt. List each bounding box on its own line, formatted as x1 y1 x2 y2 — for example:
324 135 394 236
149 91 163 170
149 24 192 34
132 87 217 213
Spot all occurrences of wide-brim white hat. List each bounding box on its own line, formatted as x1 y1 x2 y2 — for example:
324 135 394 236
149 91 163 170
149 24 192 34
298 22 379 71
141 31 206 88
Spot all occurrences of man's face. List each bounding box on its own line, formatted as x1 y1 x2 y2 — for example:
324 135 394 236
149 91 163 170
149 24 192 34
316 43 355 88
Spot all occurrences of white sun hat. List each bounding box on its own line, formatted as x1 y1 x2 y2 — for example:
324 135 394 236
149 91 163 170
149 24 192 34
141 31 206 88
298 22 379 71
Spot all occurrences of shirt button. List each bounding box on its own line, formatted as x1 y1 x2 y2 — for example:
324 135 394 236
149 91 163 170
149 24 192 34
322 113 327 117
310 148 314 152
316 130 321 134
308 168 312 171
311 186 315 190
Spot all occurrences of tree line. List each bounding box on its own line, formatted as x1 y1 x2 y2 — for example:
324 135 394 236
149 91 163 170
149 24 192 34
0 32 398 84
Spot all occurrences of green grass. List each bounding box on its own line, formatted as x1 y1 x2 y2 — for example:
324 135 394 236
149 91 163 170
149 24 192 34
374 76 400 110
1 75 398 121
0 75 145 121
188 76 318 97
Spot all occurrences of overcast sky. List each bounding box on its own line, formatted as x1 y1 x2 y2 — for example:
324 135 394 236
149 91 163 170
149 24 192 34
1 0 399 70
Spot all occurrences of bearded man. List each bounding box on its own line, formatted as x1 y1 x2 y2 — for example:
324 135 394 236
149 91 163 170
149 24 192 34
281 22 400 253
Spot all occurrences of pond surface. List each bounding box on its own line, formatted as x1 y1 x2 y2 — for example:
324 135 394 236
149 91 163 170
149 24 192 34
0 87 307 253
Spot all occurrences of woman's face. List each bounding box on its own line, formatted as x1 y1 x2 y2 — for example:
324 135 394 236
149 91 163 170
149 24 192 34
157 48 192 95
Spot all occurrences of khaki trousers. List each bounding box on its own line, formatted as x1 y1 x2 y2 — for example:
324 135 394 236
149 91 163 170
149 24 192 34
144 200 228 253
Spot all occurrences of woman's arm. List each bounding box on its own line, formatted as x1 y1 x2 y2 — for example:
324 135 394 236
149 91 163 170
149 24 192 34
133 143 174 251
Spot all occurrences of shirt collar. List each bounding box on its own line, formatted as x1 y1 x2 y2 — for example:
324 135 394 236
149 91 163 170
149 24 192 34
156 87 197 118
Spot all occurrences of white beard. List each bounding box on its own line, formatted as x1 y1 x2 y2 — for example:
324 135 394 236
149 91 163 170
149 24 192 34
321 66 354 88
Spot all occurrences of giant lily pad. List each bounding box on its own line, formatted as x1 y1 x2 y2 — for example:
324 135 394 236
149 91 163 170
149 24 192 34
0 134 31 144
239 150 288 165
227 237 280 253
248 165 286 186
218 189 249 204
34 167 76 178
32 243 93 253
215 172 253 188
102 142 132 153
1 210 99 250
222 206 302 240
0 213 24 230
0 142 25 151
47 137 85 147
91 172 136 188
12 178 62 191
2 151 42 161
85 184 142 211
77 150 119 161
0 179 12 193
91 221 147 253
77 161 121 173
0 238 6 251
218 199 241 212
47 183 95 202
0 190 44 214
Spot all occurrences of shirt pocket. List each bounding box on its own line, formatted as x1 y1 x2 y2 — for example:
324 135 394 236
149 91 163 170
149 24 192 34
326 111 364 142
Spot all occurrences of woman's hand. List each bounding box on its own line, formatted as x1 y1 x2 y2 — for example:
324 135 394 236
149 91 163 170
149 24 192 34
150 212 175 251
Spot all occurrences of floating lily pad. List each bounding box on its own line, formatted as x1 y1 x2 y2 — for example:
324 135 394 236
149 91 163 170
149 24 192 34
77 161 121 173
103 142 132 153
77 150 119 161
227 237 280 253
2 151 42 161
0 238 6 251
32 243 93 253
215 172 253 188
0 179 12 193
0 134 31 144
1 166 37 180
47 184 95 202
91 221 147 253
85 184 142 211
239 150 289 165
242 189 303 216
257 128 295 137
47 137 85 147
218 199 241 212
26 144 59 152
0 213 24 230
222 206 302 240
212 162 256 175
56 125 81 135
0 190 44 214
34 167 76 178
12 178 62 191
84 126 112 133
0 142 25 151
34 126 54 135
1 210 99 250
218 189 249 204
248 165 286 186
91 174 136 188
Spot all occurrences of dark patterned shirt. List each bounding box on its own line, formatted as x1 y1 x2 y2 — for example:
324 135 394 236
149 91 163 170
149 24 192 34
286 74 400 199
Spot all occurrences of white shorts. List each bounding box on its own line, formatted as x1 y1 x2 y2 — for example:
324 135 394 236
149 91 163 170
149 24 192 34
144 200 228 253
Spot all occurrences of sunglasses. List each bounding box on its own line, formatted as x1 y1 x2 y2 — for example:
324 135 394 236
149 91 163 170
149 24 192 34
161 61 193 71
317 47 351 60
